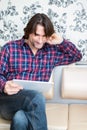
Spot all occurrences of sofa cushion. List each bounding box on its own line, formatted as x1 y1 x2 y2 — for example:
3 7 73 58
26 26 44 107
44 70 54 100
46 103 68 130
43 85 54 100
68 104 87 130
61 67 87 99
0 116 11 130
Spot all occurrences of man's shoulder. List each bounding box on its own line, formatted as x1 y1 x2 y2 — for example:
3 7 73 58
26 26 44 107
2 38 23 49
6 38 22 45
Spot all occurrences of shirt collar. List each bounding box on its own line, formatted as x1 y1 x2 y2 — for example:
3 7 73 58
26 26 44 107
20 38 49 56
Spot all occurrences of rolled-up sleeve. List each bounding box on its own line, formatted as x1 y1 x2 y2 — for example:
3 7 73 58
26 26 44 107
54 39 82 65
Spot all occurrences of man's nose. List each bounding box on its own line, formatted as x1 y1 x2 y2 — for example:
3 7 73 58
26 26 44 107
39 36 43 43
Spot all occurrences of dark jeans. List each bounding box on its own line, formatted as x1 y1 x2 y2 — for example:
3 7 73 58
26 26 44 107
0 90 48 130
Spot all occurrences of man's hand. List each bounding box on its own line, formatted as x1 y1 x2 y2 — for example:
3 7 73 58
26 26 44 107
4 81 23 95
47 33 63 45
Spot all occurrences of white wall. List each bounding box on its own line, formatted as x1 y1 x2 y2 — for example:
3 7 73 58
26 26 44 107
0 0 87 61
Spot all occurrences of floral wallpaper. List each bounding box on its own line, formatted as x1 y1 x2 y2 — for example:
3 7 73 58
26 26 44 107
0 0 87 62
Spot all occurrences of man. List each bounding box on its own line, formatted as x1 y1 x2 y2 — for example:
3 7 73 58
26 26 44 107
0 13 82 130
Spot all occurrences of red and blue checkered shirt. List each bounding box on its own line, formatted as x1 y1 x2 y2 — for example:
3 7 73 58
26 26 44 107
0 38 82 91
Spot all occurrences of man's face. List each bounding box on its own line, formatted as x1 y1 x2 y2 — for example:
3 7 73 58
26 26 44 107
28 24 47 50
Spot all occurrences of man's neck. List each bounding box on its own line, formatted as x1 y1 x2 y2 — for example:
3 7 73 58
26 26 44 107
25 39 38 55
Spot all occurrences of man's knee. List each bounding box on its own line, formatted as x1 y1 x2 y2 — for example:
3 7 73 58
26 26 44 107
32 92 46 109
11 110 28 128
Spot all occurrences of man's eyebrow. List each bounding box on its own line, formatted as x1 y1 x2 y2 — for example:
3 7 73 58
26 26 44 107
35 33 39 36
35 33 46 37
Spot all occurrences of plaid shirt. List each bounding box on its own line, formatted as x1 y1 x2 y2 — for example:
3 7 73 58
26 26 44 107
0 38 82 91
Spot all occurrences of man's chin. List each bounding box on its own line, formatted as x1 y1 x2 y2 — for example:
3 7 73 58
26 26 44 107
35 45 43 49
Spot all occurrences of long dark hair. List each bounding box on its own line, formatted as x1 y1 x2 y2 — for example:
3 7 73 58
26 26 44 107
23 13 55 39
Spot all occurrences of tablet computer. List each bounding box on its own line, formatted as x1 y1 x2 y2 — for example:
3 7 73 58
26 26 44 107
13 79 54 93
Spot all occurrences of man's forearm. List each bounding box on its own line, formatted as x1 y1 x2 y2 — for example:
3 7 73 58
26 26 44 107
57 39 82 62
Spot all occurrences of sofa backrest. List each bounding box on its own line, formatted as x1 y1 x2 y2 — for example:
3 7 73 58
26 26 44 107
61 67 87 100
46 65 87 104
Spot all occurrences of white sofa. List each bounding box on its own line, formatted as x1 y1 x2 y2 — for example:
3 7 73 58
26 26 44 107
0 65 87 130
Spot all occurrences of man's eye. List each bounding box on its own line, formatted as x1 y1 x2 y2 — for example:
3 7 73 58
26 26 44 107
43 35 46 37
35 33 39 36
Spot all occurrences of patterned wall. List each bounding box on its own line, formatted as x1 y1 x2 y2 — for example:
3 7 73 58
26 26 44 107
0 0 87 62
